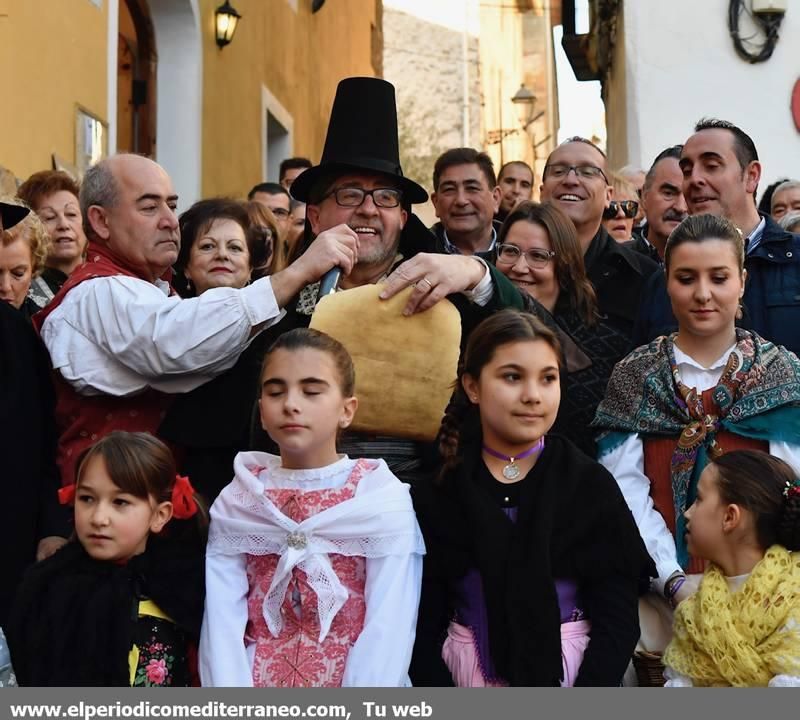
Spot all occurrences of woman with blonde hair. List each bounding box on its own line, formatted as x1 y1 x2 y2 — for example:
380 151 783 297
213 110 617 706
602 172 640 243
0 198 50 320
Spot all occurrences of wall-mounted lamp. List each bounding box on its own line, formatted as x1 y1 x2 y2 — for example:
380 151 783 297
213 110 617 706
215 0 241 49
511 84 536 128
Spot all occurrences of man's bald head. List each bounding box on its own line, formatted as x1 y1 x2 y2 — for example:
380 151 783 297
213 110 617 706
81 154 179 281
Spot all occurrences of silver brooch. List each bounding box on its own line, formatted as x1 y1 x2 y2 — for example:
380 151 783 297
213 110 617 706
286 531 308 550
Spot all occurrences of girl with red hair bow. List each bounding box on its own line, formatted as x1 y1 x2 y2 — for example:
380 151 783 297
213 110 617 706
8 431 207 687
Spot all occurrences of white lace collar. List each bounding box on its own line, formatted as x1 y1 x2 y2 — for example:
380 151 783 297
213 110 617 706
243 452 357 491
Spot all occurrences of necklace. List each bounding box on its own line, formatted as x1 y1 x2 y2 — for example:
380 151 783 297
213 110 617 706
482 437 545 480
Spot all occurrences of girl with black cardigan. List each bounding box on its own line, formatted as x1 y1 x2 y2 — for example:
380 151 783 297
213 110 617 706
411 310 654 686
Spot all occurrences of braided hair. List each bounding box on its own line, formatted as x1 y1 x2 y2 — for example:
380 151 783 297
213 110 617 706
712 450 800 551
437 309 561 482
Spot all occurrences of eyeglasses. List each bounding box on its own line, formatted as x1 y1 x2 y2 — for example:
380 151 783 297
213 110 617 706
603 200 639 220
495 243 556 269
543 164 609 183
326 187 403 208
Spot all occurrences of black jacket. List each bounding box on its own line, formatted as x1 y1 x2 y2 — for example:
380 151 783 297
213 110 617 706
633 215 800 354
583 226 659 344
8 531 205 687
411 434 654 687
0 302 69 627
625 226 662 266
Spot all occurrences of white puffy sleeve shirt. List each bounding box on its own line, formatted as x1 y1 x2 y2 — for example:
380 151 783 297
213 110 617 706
600 343 800 593
40 275 283 396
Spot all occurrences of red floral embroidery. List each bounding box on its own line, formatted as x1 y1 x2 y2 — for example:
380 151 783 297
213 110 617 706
145 659 167 685
245 461 370 687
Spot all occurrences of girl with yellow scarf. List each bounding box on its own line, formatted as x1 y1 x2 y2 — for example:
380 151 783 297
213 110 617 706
663 450 800 686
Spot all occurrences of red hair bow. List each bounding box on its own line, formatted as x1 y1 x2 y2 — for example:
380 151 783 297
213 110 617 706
58 484 76 506
172 474 198 519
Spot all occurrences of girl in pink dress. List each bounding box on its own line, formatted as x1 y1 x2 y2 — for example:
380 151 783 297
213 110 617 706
200 328 424 687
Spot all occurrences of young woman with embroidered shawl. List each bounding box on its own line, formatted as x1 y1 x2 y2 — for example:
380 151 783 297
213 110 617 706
594 214 800 607
411 311 653 687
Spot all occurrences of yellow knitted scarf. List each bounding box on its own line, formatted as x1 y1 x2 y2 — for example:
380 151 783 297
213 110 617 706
664 546 800 686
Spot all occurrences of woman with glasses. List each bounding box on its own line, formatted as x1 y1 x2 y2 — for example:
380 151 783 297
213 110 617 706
493 201 631 455
602 173 640 244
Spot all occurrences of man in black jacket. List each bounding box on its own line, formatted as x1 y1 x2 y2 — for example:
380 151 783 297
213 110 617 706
633 118 800 355
539 137 659 344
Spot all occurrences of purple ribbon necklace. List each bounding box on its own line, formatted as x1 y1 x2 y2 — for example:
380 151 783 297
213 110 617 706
482 436 545 480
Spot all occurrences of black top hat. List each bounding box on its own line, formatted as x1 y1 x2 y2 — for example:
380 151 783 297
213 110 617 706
290 77 428 205
0 201 29 231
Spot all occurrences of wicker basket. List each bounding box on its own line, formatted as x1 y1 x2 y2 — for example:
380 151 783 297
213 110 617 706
632 651 666 687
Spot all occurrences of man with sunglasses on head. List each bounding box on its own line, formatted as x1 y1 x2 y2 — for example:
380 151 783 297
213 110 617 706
540 137 658 343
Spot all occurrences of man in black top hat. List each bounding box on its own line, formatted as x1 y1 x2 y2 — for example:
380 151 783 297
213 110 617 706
289 76 524 318
255 77 527 477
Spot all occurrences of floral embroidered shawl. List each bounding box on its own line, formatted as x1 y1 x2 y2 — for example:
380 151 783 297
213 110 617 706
593 330 800 566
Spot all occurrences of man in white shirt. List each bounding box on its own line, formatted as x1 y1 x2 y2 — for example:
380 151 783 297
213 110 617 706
36 153 357 485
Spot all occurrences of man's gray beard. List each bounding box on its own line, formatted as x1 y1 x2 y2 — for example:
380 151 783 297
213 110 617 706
355 235 401 270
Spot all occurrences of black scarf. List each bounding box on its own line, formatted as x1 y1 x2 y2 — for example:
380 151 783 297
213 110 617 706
416 434 653 686
8 527 206 687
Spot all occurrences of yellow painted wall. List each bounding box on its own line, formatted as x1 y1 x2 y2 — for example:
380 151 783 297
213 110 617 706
479 5 533 175
0 0 379 195
200 0 381 198
0 0 107 180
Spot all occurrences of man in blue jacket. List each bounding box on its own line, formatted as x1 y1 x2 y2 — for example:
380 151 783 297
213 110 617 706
633 118 800 355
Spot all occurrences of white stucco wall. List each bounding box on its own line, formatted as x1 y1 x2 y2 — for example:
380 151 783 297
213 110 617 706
613 0 800 188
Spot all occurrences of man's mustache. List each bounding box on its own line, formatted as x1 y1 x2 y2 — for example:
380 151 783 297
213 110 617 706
663 209 688 223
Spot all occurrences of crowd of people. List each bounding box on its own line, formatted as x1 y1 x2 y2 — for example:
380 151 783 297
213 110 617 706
2 75 800 688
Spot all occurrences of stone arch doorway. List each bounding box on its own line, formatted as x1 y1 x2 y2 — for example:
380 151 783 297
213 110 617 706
117 0 156 156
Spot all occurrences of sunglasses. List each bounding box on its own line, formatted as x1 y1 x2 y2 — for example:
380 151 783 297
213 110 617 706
603 200 639 220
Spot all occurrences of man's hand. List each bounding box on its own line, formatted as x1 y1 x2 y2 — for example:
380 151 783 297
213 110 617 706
36 535 68 561
269 224 359 309
379 253 486 315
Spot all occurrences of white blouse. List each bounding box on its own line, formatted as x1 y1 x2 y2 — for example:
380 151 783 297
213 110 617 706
200 454 424 688
600 343 800 593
